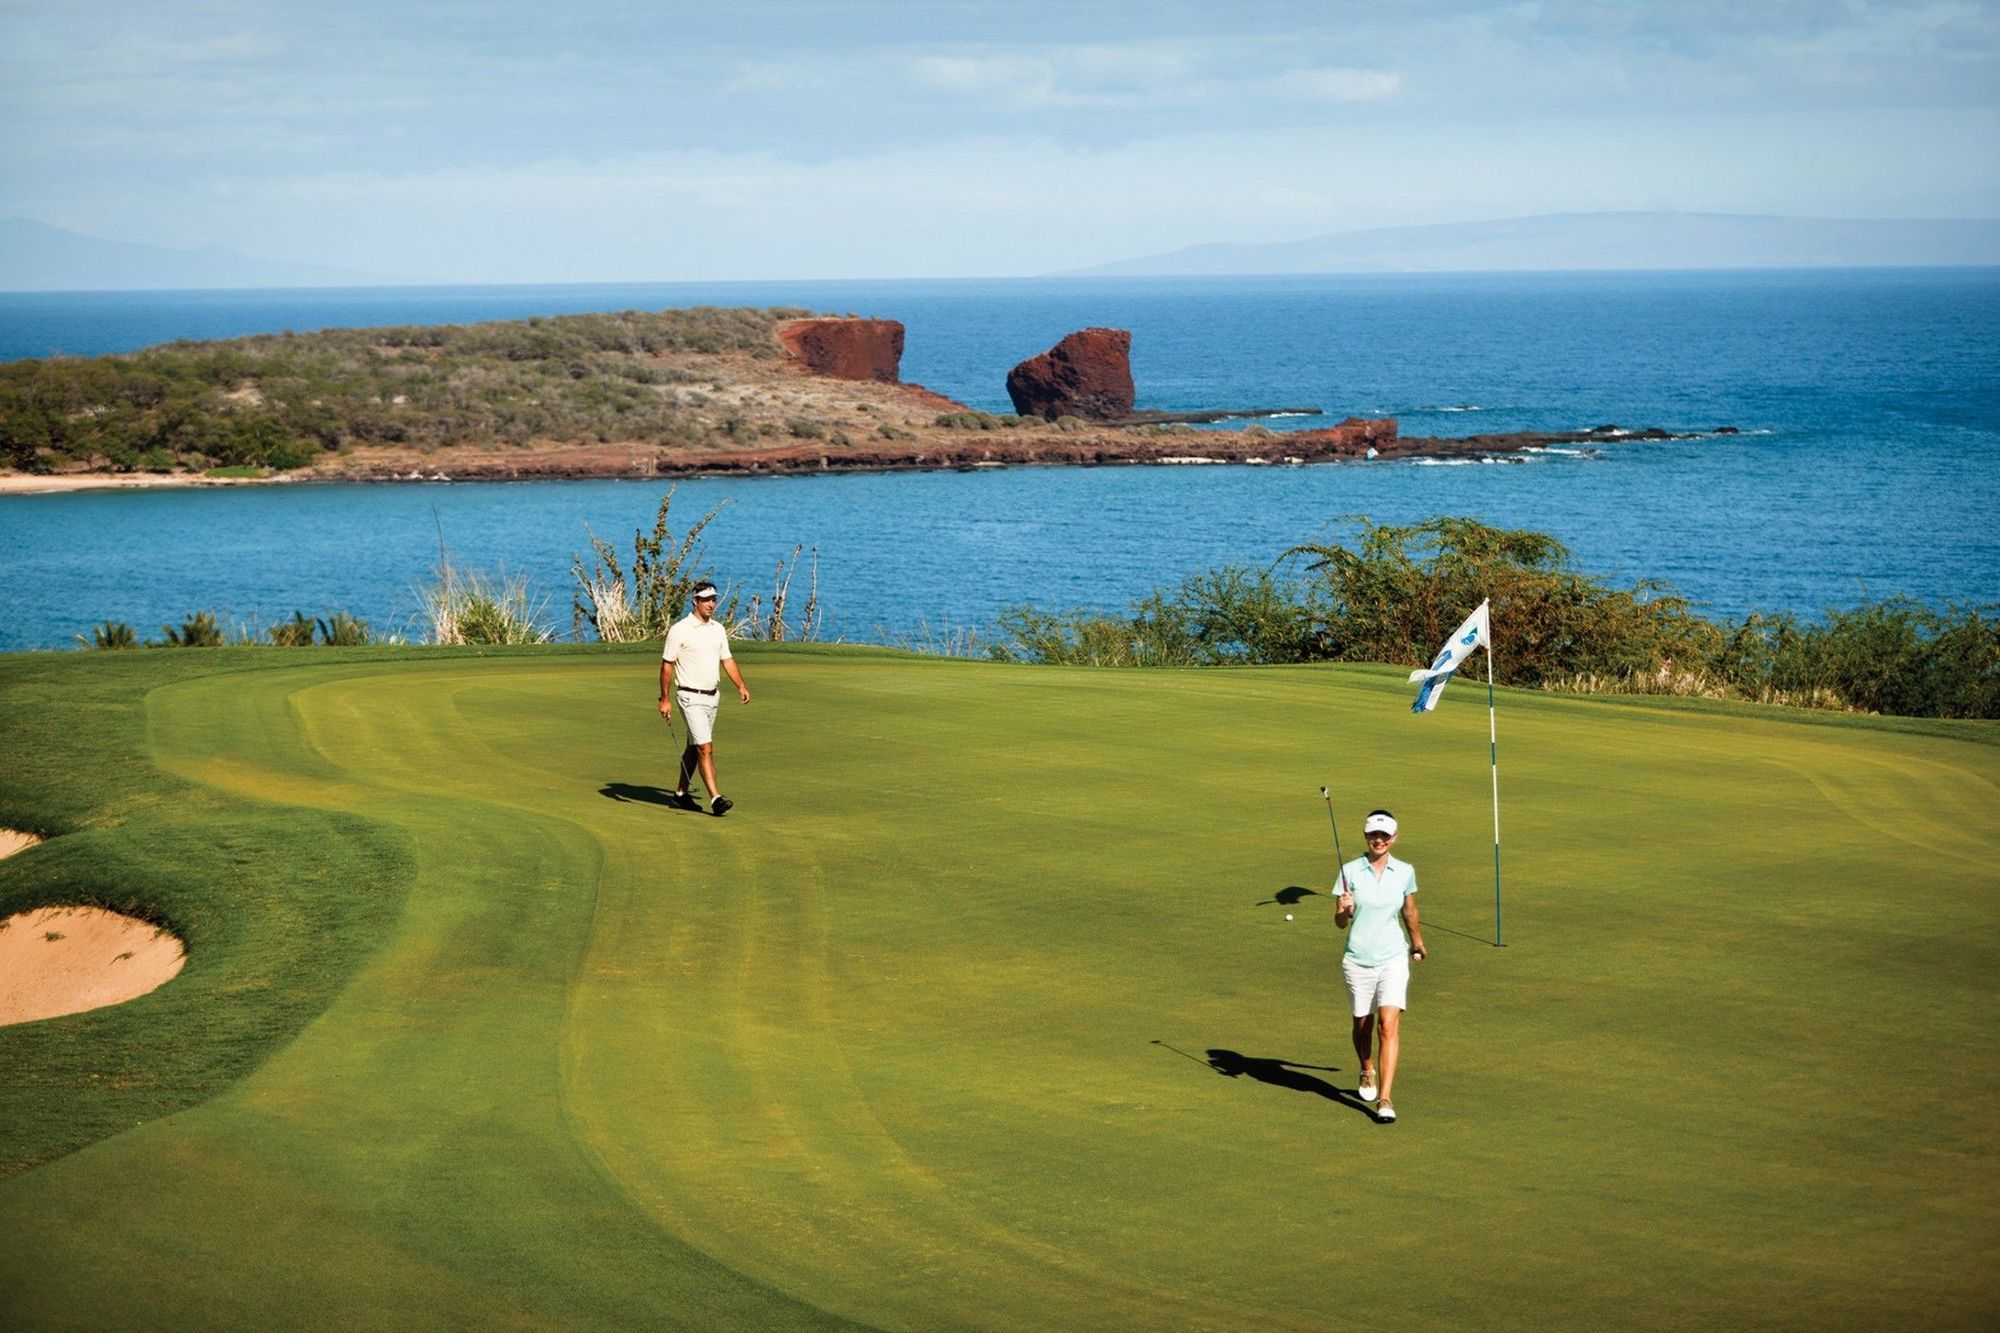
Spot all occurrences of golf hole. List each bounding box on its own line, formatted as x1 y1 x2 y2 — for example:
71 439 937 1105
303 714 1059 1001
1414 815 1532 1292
0 906 187 1027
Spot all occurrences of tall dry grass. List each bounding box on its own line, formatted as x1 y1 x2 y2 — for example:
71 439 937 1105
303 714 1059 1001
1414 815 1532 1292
731 545 825 643
571 488 726 643
419 567 553 645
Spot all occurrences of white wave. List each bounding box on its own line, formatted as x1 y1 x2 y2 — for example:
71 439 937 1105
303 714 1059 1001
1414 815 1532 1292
1407 454 1541 467
1670 428 1768 442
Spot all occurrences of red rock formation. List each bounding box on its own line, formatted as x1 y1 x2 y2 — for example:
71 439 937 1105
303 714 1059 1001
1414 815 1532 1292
775 318 904 382
1287 417 1399 456
1005 328 1135 421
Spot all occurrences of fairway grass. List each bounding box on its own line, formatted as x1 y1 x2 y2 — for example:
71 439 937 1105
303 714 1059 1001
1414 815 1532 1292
1 644 1996 1330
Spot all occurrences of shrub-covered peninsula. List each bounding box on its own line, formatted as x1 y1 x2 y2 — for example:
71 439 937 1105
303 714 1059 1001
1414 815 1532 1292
1 306 1723 485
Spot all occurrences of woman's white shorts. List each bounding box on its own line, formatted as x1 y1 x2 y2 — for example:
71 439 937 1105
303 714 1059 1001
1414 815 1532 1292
676 691 719 745
1342 953 1411 1017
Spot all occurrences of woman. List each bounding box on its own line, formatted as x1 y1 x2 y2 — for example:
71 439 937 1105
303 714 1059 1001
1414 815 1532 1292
1333 808 1426 1123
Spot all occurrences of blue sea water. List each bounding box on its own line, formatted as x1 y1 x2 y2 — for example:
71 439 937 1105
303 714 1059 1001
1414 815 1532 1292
1 270 1996 652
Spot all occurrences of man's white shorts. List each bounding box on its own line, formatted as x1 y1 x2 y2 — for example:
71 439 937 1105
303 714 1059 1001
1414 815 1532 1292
1342 954 1411 1017
676 690 718 745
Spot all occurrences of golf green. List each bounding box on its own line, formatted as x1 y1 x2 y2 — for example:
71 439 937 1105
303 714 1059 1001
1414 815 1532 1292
2 645 1996 1330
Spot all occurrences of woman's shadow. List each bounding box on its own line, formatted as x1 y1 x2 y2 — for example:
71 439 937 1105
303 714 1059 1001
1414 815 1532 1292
1155 1042 1379 1120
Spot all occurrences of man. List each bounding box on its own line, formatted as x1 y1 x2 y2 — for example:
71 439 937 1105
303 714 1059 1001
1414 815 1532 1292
1333 809 1426 1123
659 580 751 816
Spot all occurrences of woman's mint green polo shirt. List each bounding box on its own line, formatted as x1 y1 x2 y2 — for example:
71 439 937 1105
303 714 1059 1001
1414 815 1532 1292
1340 854 1418 966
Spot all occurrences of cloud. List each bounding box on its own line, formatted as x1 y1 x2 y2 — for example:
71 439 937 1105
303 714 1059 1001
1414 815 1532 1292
724 59 835 95
900 45 1400 113
728 39 1394 116
907 54 1066 106
1270 67 1402 103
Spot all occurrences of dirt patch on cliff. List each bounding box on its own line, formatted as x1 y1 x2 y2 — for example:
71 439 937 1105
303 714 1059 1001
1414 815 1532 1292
0 907 186 1026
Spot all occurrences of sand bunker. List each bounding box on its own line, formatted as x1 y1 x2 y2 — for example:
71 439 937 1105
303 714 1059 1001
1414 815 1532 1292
0 828 42 858
0 906 186 1026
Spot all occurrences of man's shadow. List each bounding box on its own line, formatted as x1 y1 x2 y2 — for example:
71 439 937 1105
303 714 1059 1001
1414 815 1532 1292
1154 1041 1379 1120
599 781 699 812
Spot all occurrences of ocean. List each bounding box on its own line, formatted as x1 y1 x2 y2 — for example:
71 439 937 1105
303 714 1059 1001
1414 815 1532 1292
2 270 1996 652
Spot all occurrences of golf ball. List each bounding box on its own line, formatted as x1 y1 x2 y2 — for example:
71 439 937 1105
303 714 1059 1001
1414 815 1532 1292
1284 913 1294 921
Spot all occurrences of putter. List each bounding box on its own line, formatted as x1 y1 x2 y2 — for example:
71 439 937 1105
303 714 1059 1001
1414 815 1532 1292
1320 785 1351 901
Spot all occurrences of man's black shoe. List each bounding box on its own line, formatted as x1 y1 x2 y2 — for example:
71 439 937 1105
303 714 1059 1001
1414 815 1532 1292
668 791 699 811
710 796 734 817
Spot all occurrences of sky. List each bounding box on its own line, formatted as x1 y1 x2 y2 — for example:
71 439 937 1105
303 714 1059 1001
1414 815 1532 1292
4 0 1998 281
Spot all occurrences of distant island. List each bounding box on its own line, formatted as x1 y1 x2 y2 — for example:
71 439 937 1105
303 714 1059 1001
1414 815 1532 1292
1071 211 2000 276
0 218 403 291
0 307 1734 491
13 211 1998 295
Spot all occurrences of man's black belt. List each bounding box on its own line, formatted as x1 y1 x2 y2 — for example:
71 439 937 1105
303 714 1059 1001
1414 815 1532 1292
677 685 717 696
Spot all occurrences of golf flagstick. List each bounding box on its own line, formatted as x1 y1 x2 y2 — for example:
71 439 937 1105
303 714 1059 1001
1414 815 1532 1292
1487 615 1502 947
1406 598 1503 947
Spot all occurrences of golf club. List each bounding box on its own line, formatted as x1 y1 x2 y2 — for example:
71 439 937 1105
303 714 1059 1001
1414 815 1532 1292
1319 785 1351 901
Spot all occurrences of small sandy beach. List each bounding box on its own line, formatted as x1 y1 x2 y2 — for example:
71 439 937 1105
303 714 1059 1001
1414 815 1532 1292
0 472 279 496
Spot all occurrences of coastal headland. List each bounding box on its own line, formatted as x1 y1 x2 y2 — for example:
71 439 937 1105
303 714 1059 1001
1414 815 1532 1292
0 307 1731 491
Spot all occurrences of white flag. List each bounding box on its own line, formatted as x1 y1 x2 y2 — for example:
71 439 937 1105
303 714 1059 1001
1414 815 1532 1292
1408 601 1491 713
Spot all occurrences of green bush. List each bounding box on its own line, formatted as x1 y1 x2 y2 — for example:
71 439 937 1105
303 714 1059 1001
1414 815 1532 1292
934 411 1020 431
268 612 317 647
316 612 371 647
1278 517 1713 687
993 516 1999 719
76 621 138 650
990 607 1197 668
1725 601 2000 719
157 611 225 648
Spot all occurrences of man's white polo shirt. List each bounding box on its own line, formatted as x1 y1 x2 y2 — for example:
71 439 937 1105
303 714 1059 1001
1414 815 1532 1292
663 614 731 690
